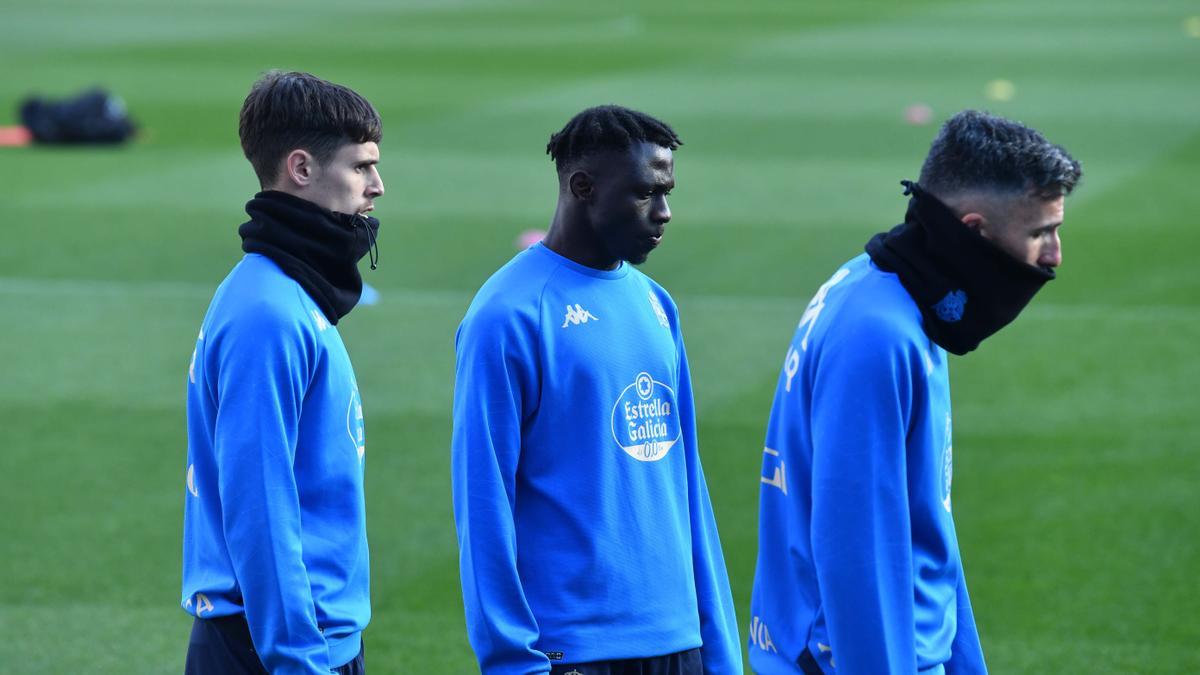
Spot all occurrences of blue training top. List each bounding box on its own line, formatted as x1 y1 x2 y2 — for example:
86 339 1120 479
182 253 369 675
452 243 742 674
748 254 987 674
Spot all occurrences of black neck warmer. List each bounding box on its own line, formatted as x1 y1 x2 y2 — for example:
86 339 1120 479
239 191 380 325
865 181 1054 355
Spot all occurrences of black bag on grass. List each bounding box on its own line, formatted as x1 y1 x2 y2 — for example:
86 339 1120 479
19 88 136 144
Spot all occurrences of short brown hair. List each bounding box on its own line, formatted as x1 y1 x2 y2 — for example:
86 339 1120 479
239 71 382 186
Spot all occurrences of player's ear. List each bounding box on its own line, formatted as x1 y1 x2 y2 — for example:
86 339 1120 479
960 211 986 234
568 170 593 201
282 149 316 188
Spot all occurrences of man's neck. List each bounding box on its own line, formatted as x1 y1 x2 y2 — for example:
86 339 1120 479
543 205 619 271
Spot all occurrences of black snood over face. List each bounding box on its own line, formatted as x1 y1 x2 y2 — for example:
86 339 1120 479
239 190 380 325
865 181 1054 355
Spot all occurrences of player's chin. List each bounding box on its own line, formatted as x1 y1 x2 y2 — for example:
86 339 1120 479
623 247 653 266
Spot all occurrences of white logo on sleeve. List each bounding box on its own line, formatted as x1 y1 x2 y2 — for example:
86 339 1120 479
311 309 329 332
610 372 682 461
647 291 670 329
186 464 199 497
561 303 598 328
188 328 204 384
347 386 365 461
942 412 953 512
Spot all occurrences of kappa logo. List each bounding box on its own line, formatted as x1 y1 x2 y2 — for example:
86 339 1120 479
561 303 598 328
647 291 670 329
311 309 330 332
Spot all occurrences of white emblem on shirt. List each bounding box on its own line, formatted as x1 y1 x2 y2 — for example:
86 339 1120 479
186 464 199 497
647 291 670 329
311 309 329 332
561 304 598 328
347 386 365 462
610 372 681 462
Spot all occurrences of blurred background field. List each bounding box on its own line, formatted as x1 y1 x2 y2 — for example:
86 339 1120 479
2 0 1198 672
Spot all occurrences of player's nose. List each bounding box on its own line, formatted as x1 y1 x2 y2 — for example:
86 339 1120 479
1040 231 1062 268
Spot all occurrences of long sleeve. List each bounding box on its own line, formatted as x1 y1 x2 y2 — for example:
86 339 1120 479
675 340 744 674
211 306 331 675
451 306 549 675
945 569 987 674
808 325 917 674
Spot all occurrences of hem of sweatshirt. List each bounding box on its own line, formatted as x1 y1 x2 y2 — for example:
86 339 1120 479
328 631 362 670
538 633 701 667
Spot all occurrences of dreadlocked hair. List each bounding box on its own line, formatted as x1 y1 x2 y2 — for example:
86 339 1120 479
546 105 682 173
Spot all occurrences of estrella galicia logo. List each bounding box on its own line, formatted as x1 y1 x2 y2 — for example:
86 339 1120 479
346 384 365 461
610 372 681 462
934 289 967 323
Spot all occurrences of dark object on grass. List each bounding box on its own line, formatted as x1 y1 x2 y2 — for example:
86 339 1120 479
19 88 136 144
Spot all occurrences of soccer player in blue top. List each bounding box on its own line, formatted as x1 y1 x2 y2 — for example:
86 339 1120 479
181 71 384 675
452 105 743 675
747 111 1082 674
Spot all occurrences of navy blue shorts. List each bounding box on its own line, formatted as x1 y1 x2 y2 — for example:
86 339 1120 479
184 614 364 674
548 647 702 675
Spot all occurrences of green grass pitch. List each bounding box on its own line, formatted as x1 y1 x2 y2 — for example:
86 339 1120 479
2 0 1198 671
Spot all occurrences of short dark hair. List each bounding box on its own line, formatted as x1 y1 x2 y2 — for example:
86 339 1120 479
239 71 382 186
919 110 1081 201
546 105 681 174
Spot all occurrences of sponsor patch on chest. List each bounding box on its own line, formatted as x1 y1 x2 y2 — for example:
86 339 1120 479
610 372 682 462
